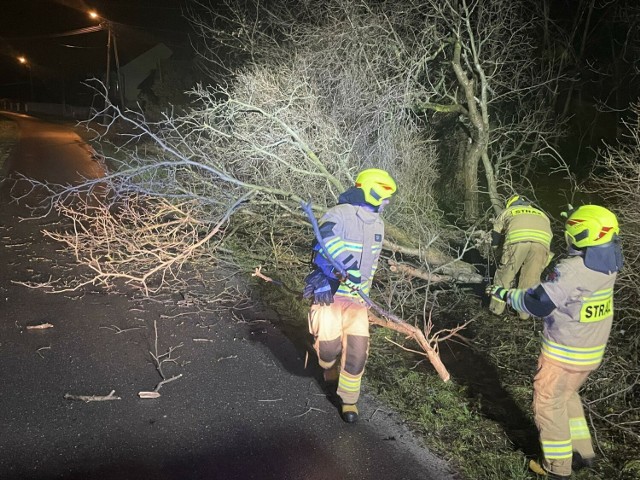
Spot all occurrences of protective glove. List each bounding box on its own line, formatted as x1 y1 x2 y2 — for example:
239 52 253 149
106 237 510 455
486 284 510 302
303 269 334 306
560 204 575 219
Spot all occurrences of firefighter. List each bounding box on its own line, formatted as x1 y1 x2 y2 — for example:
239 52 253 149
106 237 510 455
303 168 396 423
487 205 623 479
489 195 552 319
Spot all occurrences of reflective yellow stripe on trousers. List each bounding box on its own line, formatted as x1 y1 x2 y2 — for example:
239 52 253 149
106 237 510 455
338 371 361 394
570 417 591 441
541 439 573 460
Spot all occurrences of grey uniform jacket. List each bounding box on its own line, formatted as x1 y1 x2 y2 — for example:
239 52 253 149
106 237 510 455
539 256 616 371
318 204 384 301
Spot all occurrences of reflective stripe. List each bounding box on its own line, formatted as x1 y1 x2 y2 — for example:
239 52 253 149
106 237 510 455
570 417 591 441
580 288 614 323
338 371 362 393
542 439 573 459
324 236 379 297
541 337 605 367
586 288 613 300
325 237 363 257
336 280 370 298
509 289 525 312
505 228 552 246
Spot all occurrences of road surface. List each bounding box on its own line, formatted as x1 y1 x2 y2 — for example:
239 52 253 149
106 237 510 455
0 112 459 480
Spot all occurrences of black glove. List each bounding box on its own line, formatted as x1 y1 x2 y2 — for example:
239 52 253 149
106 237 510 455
303 269 334 306
486 284 509 302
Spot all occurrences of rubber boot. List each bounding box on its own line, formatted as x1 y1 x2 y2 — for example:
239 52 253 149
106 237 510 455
341 404 358 423
547 473 571 480
528 460 570 479
572 452 595 471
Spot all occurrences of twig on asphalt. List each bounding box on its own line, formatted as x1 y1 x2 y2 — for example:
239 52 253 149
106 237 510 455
64 390 121 402
293 407 327 418
217 355 238 361
160 311 199 319
100 325 143 334
155 374 183 391
196 321 219 329
26 322 54 330
36 346 51 358
368 408 390 421
138 319 184 399
63 292 86 300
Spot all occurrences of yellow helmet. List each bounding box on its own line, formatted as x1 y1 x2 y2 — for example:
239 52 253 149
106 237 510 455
506 195 528 208
355 168 397 207
565 205 619 248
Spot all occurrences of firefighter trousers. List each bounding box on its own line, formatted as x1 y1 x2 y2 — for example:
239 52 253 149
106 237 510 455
533 355 595 477
490 241 549 318
308 297 370 405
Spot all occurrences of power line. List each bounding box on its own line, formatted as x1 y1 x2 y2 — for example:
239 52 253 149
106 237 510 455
59 43 103 49
3 25 104 40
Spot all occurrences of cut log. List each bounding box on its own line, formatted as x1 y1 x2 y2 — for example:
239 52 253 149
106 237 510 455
388 260 483 284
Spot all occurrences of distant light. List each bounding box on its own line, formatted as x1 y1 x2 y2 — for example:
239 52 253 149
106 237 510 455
17 56 27 65
88 10 99 20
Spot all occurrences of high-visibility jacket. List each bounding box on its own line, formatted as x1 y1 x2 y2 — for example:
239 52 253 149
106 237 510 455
493 205 552 247
511 255 616 371
316 204 384 300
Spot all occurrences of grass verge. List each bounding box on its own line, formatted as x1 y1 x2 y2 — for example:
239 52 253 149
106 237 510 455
364 292 639 480
260 276 639 480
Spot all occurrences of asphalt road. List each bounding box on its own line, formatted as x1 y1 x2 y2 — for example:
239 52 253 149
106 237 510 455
0 113 459 480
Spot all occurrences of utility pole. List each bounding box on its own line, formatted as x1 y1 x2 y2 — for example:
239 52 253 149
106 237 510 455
17 56 34 103
112 30 126 110
27 65 34 102
104 22 112 123
89 11 125 119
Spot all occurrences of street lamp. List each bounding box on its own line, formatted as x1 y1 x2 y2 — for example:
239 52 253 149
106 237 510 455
88 10 125 112
17 56 34 102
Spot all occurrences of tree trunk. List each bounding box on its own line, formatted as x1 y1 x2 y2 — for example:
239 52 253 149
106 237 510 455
451 40 492 220
463 142 481 218
482 151 501 215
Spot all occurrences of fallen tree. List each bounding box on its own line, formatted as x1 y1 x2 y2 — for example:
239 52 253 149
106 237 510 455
18 74 482 294
14 78 481 383
13 0 521 382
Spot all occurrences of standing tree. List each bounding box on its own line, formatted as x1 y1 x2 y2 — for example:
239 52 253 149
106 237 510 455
191 0 564 218
408 0 563 217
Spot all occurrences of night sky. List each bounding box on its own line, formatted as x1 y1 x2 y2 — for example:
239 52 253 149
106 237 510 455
0 0 198 102
2 1 636 113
